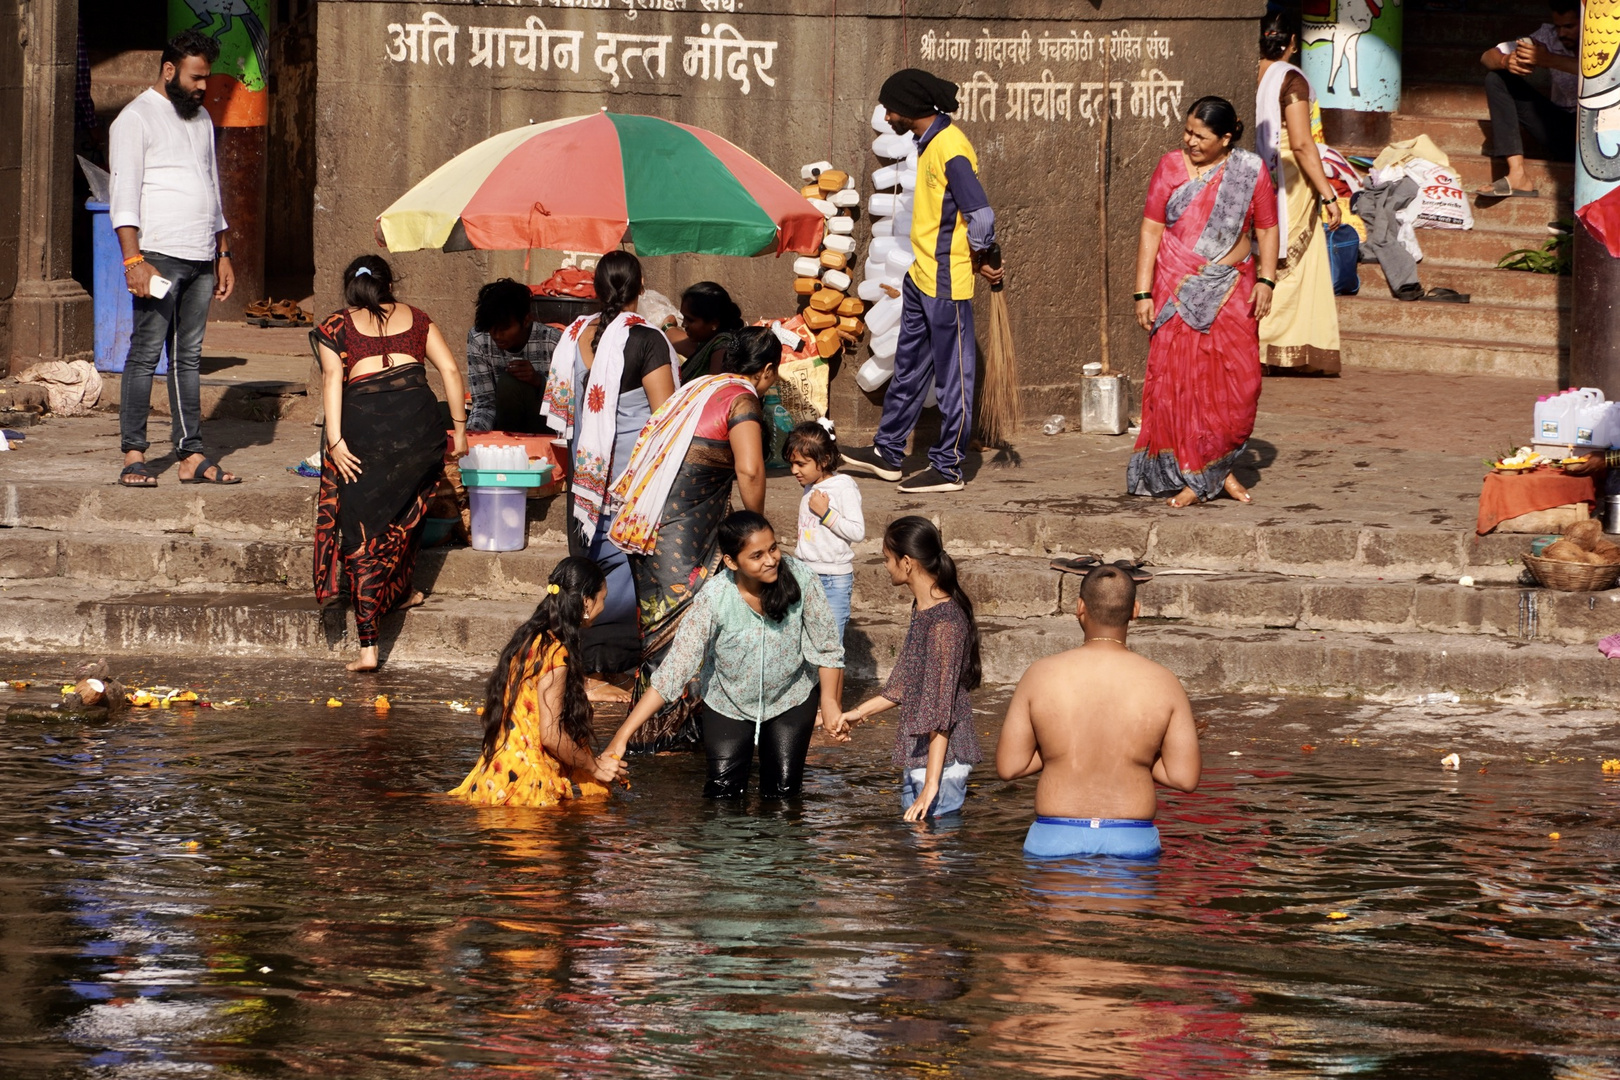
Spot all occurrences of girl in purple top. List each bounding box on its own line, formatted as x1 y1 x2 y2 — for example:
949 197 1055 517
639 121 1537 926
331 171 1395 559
841 516 983 820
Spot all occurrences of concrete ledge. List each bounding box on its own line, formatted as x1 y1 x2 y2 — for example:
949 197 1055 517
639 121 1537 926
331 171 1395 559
1 583 1614 704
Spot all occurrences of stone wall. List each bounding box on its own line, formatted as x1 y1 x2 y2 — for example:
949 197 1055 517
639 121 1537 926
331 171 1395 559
0 0 25 363
314 0 1262 432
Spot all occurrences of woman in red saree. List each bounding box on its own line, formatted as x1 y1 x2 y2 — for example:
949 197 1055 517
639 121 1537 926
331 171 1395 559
1130 97 1279 508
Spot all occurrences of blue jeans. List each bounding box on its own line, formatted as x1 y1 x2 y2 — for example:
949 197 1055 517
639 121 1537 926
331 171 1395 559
900 761 972 817
817 572 852 640
873 276 976 482
119 252 214 457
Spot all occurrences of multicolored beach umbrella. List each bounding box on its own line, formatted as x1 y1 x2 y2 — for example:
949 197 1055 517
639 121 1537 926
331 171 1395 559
377 111 824 258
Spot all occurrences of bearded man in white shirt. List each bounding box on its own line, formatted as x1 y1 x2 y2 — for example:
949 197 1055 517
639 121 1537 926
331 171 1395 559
108 30 239 487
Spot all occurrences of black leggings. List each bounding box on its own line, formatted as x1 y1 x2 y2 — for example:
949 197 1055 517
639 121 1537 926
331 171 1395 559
700 692 818 799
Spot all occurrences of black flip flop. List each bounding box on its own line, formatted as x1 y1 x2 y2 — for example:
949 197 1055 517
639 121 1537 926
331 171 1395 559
1050 555 1103 575
179 456 241 485
1112 559 1154 584
1421 287 1471 304
118 461 158 488
1393 282 1425 302
1476 178 1539 199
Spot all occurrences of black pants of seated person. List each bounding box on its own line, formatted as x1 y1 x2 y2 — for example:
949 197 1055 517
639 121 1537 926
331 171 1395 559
493 372 548 434
1484 70 1575 162
700 693 818 799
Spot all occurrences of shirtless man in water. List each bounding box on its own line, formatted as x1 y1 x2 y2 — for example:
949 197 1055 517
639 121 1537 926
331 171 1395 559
995 564 1200 858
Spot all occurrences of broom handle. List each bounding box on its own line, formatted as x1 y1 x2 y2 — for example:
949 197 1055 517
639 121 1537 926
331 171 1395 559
1097 53 1112 376
984 243 1003 293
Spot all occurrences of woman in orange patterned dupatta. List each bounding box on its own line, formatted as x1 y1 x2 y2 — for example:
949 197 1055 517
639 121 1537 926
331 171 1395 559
602 326 781 751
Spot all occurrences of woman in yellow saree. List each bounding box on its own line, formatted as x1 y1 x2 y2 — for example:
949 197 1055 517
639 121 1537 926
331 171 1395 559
1255 10 1343 376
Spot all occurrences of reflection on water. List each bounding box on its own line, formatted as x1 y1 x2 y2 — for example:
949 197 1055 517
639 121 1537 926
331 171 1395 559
1 689 1618 1078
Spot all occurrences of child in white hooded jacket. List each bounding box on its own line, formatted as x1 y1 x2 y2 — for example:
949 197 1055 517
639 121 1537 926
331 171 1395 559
786 421 864 640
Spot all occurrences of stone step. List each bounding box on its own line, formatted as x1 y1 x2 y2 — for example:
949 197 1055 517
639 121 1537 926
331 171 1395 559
1 581 1612 705
909 514 1534 584
0 506 1536 594
855 557 1614 645
1355 260 1570 306
1 495 1538 583
1339 330 1562 379
1451 192 1574 231
1399 82 1490 118
1414 225 1568 265
0 526 573 601
1389 113 1492 156
0 480 571 545
1337 292 1563 345
1343 150 1573 201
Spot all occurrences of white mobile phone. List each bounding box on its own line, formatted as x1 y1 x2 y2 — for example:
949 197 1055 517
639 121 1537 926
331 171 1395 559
147 274 172 299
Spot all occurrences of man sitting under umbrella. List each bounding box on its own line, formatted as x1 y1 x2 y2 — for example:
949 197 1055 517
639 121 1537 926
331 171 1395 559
840 69 1004 494
466 278 559 434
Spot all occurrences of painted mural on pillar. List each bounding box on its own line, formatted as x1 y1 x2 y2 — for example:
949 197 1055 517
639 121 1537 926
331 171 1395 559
1578 0 1620 256
170 0 269 126
1300 0 1402 113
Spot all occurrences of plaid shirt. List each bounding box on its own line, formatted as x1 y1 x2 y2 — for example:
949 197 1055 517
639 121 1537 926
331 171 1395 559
465 321 560 432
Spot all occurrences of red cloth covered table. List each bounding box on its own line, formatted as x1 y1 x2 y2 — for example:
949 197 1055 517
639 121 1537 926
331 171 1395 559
1476 469 1596 535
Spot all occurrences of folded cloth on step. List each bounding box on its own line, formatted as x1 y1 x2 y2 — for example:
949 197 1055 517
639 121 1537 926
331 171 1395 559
17 359 102 417
1476 470 1596 535
1372 135 1452 173
1600 632 1620 659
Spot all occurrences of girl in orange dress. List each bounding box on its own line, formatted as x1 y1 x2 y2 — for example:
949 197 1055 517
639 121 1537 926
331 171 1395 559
448 557 626 807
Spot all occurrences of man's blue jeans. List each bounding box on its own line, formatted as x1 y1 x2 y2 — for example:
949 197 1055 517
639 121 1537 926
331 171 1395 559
120 252 214 457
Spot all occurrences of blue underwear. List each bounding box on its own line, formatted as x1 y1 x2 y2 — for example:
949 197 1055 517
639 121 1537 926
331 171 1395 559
1023 816 1161 860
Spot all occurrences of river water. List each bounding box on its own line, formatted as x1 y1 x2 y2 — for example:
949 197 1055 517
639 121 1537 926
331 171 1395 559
1 660 1618 1078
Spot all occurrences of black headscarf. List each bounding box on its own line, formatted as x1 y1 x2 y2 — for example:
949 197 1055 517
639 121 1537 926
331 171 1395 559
879 69 959 118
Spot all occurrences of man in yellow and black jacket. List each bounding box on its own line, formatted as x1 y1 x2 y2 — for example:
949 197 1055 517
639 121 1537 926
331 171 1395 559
841 69 1004 494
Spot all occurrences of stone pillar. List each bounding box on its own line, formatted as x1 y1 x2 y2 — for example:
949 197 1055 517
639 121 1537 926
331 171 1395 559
1303 1 1403 149
1570 0 1620 394
9 0 93 375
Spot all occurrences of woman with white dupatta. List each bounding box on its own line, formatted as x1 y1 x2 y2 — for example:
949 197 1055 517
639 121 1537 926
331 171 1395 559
603 326 778 752
1255 10 1343 376
540 252 678 668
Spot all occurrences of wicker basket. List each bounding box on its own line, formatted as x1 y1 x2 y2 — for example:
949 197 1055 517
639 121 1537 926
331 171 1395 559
1522 552 1620 592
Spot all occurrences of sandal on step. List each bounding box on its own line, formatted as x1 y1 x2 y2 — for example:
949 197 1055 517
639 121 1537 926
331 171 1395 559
118 461 158 487
1475 177 1539 199
179 456 241 485
271 300 309 326
1421 287 1471 304
1050 555 1104 575
1112 559 1154 583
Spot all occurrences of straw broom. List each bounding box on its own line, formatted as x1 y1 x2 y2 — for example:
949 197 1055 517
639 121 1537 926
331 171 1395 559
978 243 1021 449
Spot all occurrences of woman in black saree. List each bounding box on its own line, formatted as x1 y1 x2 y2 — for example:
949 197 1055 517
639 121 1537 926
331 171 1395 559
313 256 469 671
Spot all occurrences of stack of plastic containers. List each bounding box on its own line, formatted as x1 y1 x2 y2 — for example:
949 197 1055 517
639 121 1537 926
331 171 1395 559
1535 388 1615 447
792 160 867 358
856 105 926 402
458 444 552 551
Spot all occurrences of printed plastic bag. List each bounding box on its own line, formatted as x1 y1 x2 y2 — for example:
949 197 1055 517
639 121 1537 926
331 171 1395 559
1372 158 1472 231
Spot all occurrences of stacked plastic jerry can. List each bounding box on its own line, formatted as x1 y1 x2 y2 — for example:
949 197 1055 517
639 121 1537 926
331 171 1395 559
792 161 866 359
855 105 926 403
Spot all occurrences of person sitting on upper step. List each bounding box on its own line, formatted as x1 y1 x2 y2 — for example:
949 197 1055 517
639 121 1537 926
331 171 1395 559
1475 0 1579 199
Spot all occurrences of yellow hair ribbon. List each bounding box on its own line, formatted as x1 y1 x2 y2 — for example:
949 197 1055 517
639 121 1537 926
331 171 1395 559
547 583 560 595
